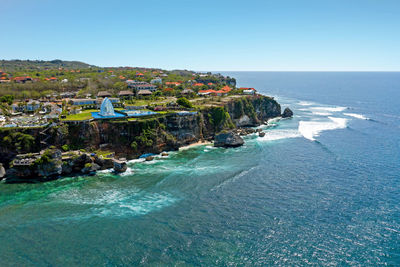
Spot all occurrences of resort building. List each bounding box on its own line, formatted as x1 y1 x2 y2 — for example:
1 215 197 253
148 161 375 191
118 90 134 99
137 90 153 96
97 91 112 98
70 99 96 106
130 83 157 92
150 77 162 84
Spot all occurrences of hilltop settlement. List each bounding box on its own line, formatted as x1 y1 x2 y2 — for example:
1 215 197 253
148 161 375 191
0 60 292 182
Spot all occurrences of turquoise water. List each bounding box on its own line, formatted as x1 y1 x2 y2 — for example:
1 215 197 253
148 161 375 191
1 72 400 265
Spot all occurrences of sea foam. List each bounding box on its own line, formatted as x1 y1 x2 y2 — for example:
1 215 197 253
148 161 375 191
298 117 347 141
310 106 347 112
259 129 301 141
344 113 369 120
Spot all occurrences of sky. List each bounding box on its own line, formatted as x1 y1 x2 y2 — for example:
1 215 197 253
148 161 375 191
1 0 399 71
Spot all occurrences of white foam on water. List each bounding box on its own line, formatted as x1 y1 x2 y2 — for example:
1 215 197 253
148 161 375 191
119 167 134 176
54 187 178 217
128 158 146 164
344 113 369 120
259 129 301 141
298 117 347 141
312 112 333 116
298 101 314 106
310 106 347 112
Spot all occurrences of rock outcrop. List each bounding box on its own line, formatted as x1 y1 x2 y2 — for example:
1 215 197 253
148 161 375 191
282 107 293 118
36 149 62 178
113 160 127 173
0 163 5 179
214 131 244 148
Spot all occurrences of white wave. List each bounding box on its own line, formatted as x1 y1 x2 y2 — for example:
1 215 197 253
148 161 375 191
118 167 134 176
267 117 281 123
259 129 301 141
298 101 314 106
310 106 347 112
127 158 146 164
344 113 369 120
298 117 347 141
312 112 333 116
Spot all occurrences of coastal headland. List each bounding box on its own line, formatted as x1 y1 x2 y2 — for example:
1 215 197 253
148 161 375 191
0 60 292 182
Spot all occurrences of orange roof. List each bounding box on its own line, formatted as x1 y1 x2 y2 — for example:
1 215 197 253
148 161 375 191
163 88 174 92
221 85 231 92
165 82 181 86
194 83 204 86
207 82 214 85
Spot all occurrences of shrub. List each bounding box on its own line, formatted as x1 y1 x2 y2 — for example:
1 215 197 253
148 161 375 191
61 144 70 151
177 97 193 108
130 141 138 151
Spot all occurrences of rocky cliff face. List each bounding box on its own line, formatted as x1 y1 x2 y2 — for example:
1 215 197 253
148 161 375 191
56 96 281 158
225 96 281 127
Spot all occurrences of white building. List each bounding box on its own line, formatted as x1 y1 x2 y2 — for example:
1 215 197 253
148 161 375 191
150 77 162 84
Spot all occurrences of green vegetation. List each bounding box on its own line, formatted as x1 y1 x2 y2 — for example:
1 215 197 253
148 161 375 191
33 149 52 166
1 132 36 153
62 109 97 121
0 95 14 105
0 59 92 71
177 97 193 108
209 107 235 132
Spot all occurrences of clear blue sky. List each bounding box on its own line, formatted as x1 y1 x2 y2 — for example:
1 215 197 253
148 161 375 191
1 0 399 71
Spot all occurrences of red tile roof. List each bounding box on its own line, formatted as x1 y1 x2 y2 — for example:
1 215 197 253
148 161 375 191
221 85 231 92
194 83 204 86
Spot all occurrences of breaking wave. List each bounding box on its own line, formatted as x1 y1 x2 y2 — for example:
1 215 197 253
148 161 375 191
259 129 301 141
298 117 348 141
310 106 347 112
344 113 369 120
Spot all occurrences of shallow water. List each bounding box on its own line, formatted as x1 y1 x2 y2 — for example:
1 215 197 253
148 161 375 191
1 72 400 266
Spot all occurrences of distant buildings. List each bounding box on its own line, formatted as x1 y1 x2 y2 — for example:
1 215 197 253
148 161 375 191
150 77 162 84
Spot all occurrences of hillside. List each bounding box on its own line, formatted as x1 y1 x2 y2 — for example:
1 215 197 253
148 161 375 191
0 59 94 71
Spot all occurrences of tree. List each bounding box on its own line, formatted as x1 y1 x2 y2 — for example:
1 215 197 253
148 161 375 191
177 97 193 108
0 95 14 105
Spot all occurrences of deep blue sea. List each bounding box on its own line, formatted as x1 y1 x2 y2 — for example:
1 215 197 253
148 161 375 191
1 72 399 266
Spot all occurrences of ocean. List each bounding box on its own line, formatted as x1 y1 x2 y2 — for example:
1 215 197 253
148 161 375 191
1 72 399 266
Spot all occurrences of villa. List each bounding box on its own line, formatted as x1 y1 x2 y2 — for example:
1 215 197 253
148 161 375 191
130 83 157 92
118 90 134 99
137 90 153 96
97 91 112 98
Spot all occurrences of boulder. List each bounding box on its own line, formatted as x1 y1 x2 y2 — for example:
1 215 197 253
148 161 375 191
113 160 127 173
214 131 244 148
282 107 293 118
258 131 266 137
82 163 100 175
161 152 169 157
145 156 154 161
94 156 114 169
